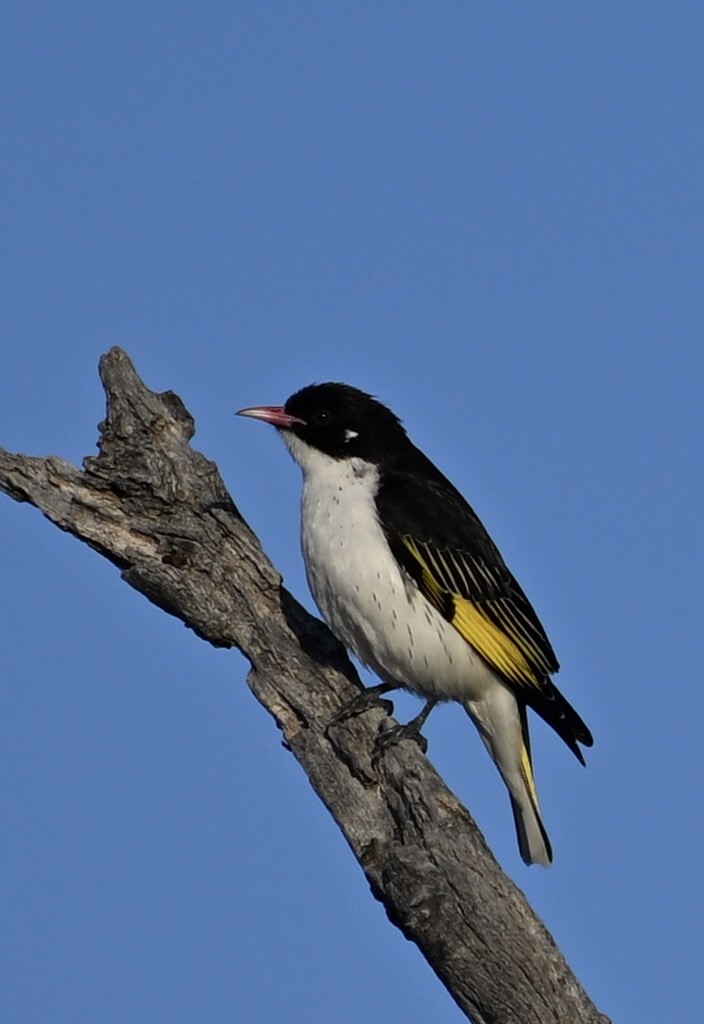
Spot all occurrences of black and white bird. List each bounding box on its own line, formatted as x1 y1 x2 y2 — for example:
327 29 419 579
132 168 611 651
238 383 592 865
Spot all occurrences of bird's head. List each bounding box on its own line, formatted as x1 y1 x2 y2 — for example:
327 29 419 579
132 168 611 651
237 382 408 465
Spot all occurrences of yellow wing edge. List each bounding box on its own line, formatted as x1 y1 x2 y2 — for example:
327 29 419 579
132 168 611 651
402 536 544 688
452 598 542 687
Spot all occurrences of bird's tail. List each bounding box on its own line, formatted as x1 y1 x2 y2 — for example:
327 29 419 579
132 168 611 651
465 695 552 867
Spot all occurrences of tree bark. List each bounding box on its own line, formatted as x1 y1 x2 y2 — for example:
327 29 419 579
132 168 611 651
0 348 610 1024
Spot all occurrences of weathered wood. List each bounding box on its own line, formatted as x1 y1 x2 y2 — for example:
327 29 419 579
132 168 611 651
0 348 610 1024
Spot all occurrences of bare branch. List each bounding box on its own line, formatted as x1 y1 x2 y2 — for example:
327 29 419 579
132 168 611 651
0 348 610 1024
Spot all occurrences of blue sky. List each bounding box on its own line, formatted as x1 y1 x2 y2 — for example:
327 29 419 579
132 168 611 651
1 3 702 1021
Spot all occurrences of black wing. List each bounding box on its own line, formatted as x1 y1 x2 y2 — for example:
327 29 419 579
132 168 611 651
376 450 592 759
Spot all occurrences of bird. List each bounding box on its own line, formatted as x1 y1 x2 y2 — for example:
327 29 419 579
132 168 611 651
237 382 592 865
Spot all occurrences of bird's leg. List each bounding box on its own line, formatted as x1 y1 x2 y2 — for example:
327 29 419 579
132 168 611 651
327 681 397 730
372 697 439 762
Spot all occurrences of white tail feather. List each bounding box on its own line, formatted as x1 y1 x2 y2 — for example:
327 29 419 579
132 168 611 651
465 689 553 866
508 785 552 867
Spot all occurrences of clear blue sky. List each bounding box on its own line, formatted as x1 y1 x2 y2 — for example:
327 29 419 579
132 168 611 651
1 4 702 1022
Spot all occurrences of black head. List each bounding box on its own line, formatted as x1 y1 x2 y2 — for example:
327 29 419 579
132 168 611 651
283 382 409 462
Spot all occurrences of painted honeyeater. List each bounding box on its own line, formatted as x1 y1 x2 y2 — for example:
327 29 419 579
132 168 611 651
238 382 592 865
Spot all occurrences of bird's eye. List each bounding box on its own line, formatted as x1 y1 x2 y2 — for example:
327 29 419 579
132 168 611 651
312 408 331 425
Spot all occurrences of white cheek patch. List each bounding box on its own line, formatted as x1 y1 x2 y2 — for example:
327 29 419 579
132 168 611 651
344 429 359 442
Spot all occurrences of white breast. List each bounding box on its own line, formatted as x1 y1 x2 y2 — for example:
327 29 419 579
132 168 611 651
284 433 496 703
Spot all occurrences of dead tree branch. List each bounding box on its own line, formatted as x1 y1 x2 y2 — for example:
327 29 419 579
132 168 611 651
0 348 609 1024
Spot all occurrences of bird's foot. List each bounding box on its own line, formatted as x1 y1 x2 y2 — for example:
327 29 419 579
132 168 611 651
371 698 438 765
327 682 396 732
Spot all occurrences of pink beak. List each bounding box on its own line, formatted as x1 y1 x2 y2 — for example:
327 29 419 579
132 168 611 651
236 404 304 429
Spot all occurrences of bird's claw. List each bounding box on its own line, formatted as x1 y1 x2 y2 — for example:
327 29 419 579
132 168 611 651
370 696 438 765
371 721 429 766
326 683 395 732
